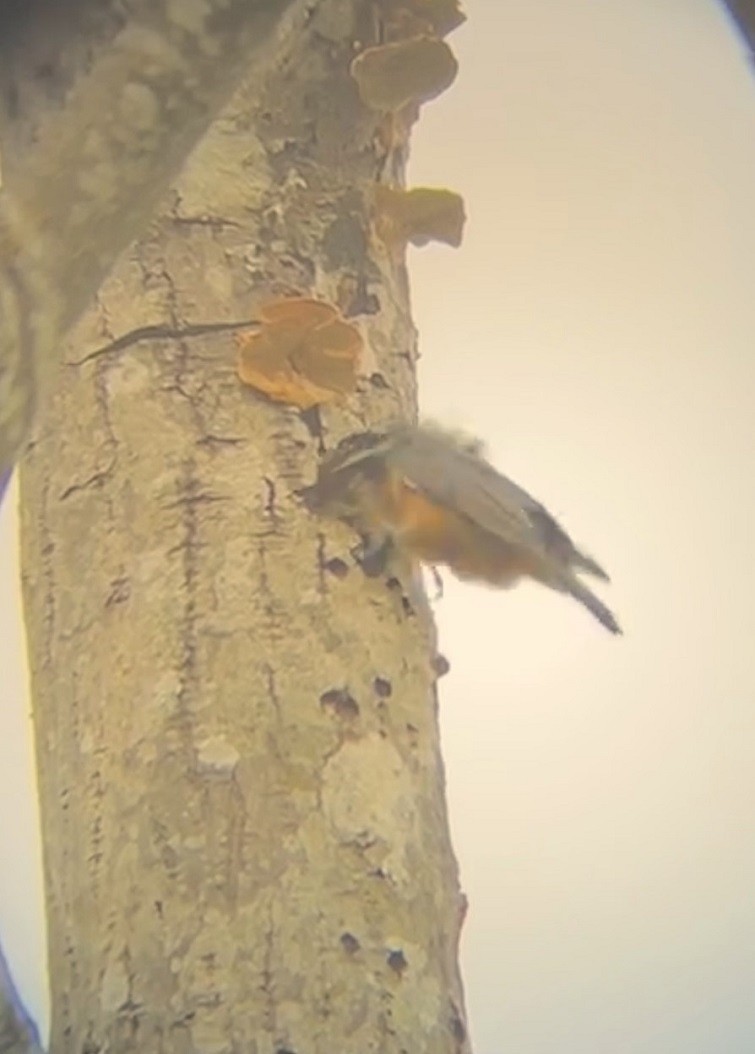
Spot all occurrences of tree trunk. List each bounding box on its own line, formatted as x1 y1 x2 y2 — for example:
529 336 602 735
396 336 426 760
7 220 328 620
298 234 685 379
18 2 469 1051
722 0 755 60
0 0 303 489
0 945 44 1054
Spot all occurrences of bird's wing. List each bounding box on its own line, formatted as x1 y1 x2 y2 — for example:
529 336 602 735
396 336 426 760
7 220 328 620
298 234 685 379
390 429 608 577
391 431 541 549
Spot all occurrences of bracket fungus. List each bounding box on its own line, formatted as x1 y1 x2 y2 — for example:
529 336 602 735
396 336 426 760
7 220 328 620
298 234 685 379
236 298 362 409
350 37 458 111
373 186 466 248
379 0 466 39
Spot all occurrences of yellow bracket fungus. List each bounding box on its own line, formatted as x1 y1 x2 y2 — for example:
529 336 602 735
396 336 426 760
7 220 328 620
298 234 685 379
374 186 466 248
350 37 458 111
379 0 466 39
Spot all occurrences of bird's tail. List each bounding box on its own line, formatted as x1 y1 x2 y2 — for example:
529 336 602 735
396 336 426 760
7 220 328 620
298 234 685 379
572 548 610 582
566 577 622 635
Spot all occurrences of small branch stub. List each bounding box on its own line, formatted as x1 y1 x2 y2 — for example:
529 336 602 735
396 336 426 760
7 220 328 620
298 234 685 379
350 37 458 111
374 186 466 248
236 297 362 409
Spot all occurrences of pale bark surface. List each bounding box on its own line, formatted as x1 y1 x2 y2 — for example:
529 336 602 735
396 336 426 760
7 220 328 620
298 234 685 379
19 1 469 1051
0 0 304 486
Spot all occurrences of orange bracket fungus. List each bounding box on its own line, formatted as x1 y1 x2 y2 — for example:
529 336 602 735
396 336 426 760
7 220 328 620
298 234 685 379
374 186 466 248
350 37 458 111
236 298 362 409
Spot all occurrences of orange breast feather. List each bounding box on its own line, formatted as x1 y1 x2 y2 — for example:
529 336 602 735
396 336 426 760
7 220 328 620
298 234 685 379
378 473 542 587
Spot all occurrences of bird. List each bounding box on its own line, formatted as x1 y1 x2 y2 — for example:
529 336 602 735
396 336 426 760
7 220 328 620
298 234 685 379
306 421 621 635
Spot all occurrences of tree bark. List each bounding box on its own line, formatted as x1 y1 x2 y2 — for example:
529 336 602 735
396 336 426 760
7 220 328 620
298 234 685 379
18 1 470 1051
0 0 304 488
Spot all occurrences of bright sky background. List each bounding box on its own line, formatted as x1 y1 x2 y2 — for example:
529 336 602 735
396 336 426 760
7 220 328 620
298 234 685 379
2 1 755 1051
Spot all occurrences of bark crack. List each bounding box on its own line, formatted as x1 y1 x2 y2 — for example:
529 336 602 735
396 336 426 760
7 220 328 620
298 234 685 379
172 460 203 741
65 319 259 367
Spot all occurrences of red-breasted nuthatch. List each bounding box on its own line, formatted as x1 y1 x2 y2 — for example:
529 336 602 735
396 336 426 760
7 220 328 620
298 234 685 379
307 422 621 634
